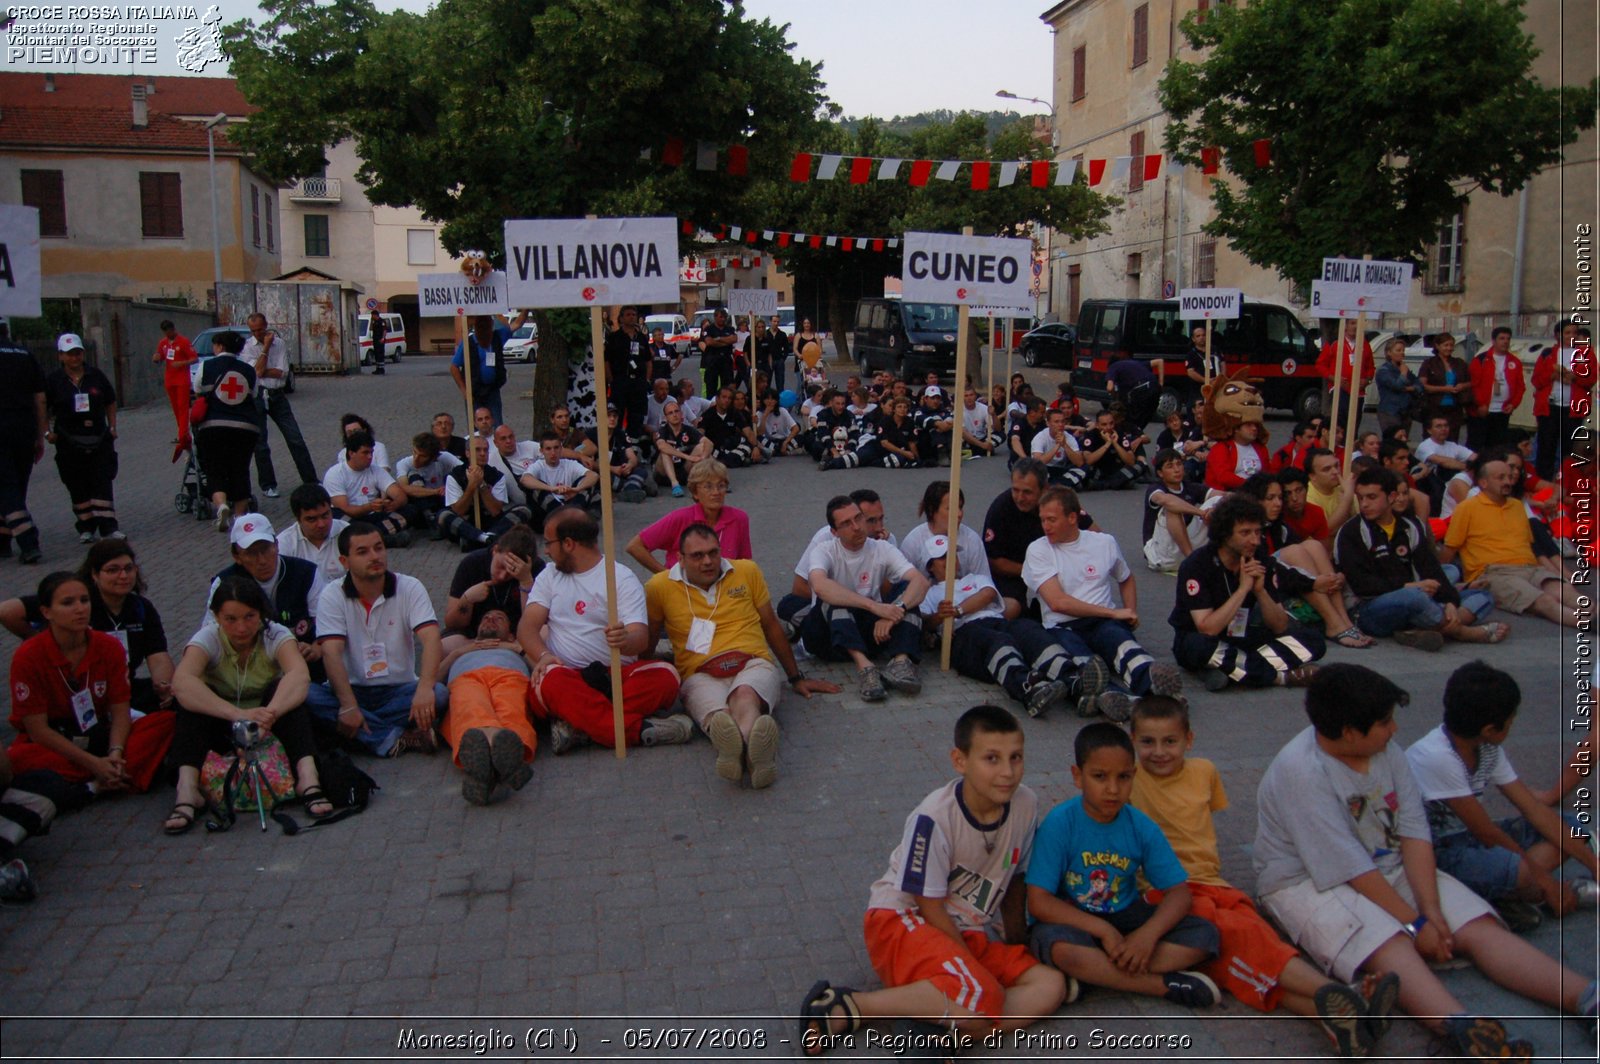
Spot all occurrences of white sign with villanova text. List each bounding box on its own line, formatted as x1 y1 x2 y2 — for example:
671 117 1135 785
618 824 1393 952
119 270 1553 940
504 218 680 307
0 205 43 318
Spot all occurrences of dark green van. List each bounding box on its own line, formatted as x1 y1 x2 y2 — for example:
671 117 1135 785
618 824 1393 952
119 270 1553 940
851 297 962 379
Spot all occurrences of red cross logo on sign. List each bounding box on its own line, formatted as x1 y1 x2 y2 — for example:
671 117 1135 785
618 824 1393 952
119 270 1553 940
217 371 250 404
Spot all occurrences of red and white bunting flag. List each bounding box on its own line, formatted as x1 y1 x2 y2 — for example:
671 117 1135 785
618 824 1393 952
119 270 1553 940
1201 147 1221 174
745 230 758 244
887 238 900 248
808 235 822 248
817 154 844 180
998 161 1020 187
777 232 792 247
752 256 762 267
1055 159 1078 186
1109 156 1131 183
825 236 837 247
841 237 854 252
1088 158 1107 185
970 161 992 189
909 160 933 187
726 144 749 176
729 226 742 240
878 158 902 180
872 239 885 252
662 137 686 167
1253 138 1272 167
935 160 960 181
680 220 694 235
762 230 774 240
849 156 872 184
790 152 814 182
1142 154 1162 181
1030 160 1050 188
695 141 718 170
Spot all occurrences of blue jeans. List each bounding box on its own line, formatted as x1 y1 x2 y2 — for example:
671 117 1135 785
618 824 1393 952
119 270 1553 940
1435 813 1586 901
1356 584 1495 637
304 680 450 756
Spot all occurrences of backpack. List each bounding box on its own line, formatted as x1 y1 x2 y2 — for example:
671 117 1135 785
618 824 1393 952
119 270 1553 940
268 749 379 836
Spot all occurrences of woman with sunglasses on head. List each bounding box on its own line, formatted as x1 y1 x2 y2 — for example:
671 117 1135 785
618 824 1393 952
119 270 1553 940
5 571 175 802
163 576 330 834
0 540 175 714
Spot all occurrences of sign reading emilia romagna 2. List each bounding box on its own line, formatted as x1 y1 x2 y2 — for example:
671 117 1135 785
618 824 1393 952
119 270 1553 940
901 231 1032 309
1311 258 1414 316
417 271 511 317
0 204 43 318
504 217 680 308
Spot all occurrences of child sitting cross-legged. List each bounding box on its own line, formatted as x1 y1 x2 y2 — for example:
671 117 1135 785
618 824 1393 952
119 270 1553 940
1254 663 1597 1061
798 705 1068 1060
1405 660 1598 932
1024 722 1223 1009
1128 696 1399 1057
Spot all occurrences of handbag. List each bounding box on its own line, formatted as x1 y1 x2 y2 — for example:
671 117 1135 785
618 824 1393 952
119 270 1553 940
201 733 295 825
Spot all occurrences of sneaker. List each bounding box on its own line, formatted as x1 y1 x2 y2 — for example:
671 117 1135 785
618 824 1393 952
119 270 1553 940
1280 664 1320 687
383 529 412 548
1440 1016 1533 1063
707 711 744 783
1097 689 1134 722
1572 878 1599 907
263 486 281 499
78 530 96 544
490 727 532 791
1023 677 1066 718
214 502 231 533
1203 668 1231 693
1069 656 1111 717
857 665 886 702
1147 662 1184 697
1162 970 1219 1008
640 713 694 747
104 530 126 540
457 728 496 806
548 718 589 756
671 484 685 497
779 618 798 642
642 478 659 497
747 715 780 790
1313 982 1371 1059
1393 628 1445 652
880 656 922 695
19 545 42 565
620 486 646 503
389 726 438 758
1359 971 1401 1047
0 858 37 903
1494 898 1544 933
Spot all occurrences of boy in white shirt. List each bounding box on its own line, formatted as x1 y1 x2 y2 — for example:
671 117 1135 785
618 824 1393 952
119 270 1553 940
321 431 412 547
519 430 599 520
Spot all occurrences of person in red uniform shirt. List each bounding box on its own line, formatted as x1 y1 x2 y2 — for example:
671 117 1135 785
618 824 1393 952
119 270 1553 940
151 320 198 442
7 571 174 795
1316 319 1375 436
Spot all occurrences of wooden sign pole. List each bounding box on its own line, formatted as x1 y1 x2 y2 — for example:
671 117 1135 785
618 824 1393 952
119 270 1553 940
1203 318 1213 385
941 226 975 672
588 300 627 758
1342 310 1367 478
986 316 996 421
1328 315 1347 448
458 309 480 525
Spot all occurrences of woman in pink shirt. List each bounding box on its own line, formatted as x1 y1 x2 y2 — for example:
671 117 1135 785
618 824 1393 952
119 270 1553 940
624 459 752 572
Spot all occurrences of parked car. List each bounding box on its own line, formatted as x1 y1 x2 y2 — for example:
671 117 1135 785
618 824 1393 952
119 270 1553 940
504 322 539 363
689 307 722 341
644 313 692 355
852 297 963 380
357 313 404 365
776 305 796 332
1073 298 1323 420
1019 321 1077 368
189 324 296 393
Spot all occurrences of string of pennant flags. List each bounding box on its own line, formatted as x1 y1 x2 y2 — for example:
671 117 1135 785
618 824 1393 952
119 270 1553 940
679 218 900 257
646 137 1274 188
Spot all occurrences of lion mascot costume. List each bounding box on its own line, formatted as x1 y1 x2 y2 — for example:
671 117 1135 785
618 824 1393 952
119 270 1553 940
1199 369 1273 491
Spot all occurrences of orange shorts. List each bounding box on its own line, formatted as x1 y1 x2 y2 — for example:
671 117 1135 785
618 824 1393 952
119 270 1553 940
1150 883 1299 1011
863 908 1038 1020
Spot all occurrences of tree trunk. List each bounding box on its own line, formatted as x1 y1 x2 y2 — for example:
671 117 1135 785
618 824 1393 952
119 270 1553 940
826 285 851 366
529 310 573 436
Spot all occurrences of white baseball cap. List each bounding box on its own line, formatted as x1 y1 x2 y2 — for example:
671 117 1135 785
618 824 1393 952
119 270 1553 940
229 513 276 549
56 333 85 352
925 535 950 560
923 385 943 398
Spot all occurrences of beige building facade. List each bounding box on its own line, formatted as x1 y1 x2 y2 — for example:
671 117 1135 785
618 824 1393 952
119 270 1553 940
1039 0 1597 341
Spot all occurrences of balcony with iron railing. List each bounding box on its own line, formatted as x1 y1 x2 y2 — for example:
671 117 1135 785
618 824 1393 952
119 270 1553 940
288 177 342 203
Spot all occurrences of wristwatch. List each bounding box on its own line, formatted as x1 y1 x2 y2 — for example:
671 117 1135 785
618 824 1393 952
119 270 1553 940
1401 914 1428 938
788 670 805 686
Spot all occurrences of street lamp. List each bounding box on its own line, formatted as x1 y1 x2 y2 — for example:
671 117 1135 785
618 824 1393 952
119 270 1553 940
997 91 1059 319
995 89 1057 151
203 112 227 309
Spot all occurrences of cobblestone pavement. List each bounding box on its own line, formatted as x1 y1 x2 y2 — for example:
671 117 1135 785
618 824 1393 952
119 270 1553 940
0 356 1594 1061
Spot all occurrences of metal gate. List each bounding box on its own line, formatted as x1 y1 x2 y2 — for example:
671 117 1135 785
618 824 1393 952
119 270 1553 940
216 281 360 374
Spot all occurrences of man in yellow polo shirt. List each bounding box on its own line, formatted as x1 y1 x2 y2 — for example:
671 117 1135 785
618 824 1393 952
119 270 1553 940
646 523 838 789
1305 450 1354 533
1440 456 1578 625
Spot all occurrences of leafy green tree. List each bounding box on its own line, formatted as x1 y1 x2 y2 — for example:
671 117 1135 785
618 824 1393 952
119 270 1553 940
738 113 1111 361
1160 0 1597 290
224 0 824 424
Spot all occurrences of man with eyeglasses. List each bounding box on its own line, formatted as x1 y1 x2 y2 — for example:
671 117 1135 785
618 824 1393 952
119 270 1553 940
646 524 837 789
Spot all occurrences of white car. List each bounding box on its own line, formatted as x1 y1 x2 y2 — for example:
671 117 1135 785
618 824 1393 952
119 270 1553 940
504 323 538 363
644 313 692 354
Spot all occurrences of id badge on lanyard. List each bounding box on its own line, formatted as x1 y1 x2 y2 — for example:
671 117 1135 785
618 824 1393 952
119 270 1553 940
71 686 98 732
363 641 390 681
74 391 91 414
1227 606 1250 639
687 617 716 655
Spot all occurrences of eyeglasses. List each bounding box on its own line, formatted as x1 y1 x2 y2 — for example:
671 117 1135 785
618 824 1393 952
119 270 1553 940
98 564 136 575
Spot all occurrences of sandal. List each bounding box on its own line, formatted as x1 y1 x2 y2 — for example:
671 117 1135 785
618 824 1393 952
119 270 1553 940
799 980 861 1057
1330 627 1375 649
299 786 335 820
163 802 198 836
1477 623 1510 644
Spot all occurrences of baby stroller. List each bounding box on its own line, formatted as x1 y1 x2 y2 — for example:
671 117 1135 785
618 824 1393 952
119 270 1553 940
173 438 214 522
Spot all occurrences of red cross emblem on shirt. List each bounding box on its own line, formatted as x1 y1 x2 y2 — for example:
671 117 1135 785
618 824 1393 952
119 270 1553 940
217 371 249 404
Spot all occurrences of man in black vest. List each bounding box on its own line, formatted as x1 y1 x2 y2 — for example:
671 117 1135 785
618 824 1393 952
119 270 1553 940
203 513 325 674
604 306 653 436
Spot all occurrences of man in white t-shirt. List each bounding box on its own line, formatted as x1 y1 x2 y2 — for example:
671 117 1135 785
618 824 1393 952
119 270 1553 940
961 386 1001 457
776 489 901 637
321 431 413 547
1031 407 1087 488
304 522 447 757
516 506 689 755
1413 416 1475 476
1022 486 1183 721
393 431 461 534
277 483 349 583
438 436 533 550
520 430 600 520
486 424 540 511
800 495 929 702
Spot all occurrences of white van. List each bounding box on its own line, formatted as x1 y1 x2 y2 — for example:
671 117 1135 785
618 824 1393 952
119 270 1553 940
358 313 405 365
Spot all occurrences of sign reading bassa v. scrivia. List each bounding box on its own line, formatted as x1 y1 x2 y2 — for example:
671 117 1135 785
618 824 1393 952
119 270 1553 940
901 231 1032 308
504 217 680 307
417 271 511 318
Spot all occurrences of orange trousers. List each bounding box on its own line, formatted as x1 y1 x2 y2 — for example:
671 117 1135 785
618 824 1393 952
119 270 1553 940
442 666 537 764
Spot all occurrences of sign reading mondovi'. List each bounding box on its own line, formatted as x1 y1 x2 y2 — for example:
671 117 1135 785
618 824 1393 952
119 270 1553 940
0 204 43 318
727 288 779 317
901 231 1032 308
417 271 511 317
1178 287 1243 320
504 217 679 307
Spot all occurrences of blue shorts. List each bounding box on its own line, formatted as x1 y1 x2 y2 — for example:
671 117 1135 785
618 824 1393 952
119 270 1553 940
1433 812 1586 900
1029 897 1219 966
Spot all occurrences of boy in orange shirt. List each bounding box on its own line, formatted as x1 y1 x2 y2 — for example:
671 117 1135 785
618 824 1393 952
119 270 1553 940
1128 697 1399 1057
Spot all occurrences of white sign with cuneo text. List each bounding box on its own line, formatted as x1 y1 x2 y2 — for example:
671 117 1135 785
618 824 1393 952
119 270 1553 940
505 217 680 307
0 205 42 319
901 232 1032 308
